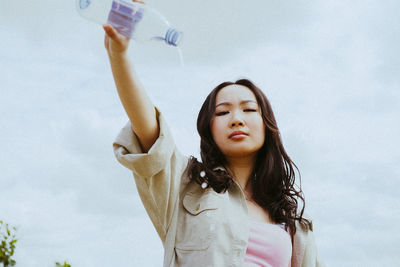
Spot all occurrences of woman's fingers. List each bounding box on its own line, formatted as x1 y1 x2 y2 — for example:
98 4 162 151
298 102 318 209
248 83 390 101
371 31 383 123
103 24 130 54
103 24 129 43
103 24 118 39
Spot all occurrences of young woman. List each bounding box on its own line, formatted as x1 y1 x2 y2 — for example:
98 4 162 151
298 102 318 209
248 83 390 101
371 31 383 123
104 8 324 267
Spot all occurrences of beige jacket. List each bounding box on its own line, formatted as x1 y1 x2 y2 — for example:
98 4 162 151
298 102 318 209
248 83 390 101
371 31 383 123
113 109 325 267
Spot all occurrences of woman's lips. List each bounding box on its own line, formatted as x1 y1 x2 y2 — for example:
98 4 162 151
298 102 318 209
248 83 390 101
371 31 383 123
230 134 247 140
229 131 248 140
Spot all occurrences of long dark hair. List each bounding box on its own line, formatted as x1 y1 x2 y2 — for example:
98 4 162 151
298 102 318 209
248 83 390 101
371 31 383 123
186 78 311 239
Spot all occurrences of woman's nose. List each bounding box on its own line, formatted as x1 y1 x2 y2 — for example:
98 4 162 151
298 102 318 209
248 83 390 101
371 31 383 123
230 112 245 127
231 121 244 127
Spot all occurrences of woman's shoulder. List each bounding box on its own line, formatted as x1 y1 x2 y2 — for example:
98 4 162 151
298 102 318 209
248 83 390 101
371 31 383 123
296 211 314 232
292 212 315 250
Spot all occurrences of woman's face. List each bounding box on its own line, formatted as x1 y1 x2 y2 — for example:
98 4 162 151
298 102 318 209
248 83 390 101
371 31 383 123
210 84 265 159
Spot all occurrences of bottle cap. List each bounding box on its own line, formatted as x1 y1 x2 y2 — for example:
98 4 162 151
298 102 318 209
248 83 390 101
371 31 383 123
165 28 183 47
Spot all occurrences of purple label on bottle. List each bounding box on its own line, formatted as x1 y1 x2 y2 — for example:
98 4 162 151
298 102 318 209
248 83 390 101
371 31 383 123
107 1 144 38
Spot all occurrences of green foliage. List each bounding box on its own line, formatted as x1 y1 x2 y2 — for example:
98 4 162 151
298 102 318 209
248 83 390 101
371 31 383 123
1 220 72 267
0 220 18 267
55 261 71 267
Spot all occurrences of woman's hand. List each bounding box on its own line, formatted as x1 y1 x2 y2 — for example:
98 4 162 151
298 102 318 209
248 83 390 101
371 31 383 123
103 24 130 56
103 0 145 57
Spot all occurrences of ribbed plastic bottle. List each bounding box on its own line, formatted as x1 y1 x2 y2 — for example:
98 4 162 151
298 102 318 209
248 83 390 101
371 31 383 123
76 0 183 47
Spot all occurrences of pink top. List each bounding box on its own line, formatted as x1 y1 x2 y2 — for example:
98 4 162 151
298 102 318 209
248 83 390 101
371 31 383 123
243 219 292 267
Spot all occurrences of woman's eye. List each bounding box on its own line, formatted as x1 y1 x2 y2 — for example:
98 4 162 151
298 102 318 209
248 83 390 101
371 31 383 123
244 109 257 112
215 111 228 116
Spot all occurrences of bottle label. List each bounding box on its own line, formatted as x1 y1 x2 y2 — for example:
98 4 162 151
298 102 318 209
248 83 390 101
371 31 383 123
107 0 144 38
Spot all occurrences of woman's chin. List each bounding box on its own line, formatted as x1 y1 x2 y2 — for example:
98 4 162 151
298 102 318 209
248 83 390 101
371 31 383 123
223 148 259 159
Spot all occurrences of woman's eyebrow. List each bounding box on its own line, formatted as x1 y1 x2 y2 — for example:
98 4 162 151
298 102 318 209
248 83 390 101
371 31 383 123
215 100 257 107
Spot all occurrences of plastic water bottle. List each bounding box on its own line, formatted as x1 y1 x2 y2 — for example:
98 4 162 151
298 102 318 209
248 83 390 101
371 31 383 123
76 0 183 47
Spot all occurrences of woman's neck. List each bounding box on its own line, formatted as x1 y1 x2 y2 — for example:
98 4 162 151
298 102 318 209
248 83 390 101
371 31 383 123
226 155 256 194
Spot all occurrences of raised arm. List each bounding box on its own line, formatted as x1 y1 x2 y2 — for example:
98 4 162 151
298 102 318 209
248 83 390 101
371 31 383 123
103 23 159 152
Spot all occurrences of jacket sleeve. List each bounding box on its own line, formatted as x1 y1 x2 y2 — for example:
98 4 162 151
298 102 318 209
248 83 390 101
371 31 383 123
112 107 189 243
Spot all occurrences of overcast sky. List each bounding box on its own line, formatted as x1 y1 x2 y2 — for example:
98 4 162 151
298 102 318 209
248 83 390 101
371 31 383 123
1 0 399 266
